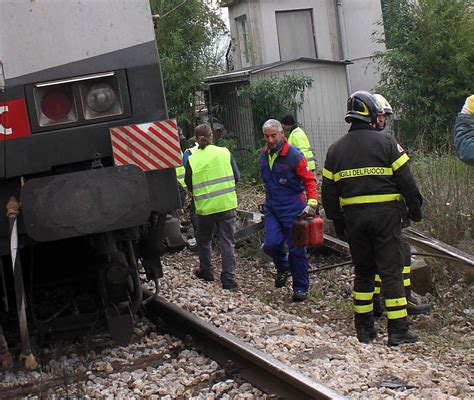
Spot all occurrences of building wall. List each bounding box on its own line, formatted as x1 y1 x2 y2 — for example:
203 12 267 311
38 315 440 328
340 0 386 92
258 0 341 63
225 0 386 92
207 61 349 169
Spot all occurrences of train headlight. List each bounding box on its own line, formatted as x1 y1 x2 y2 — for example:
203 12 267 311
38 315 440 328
29 71 130 132
34 84 78 127
80 75 124 120
86 83 117 113
41 90 72 120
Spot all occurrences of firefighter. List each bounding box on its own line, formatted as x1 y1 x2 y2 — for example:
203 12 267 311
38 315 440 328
259 119 318 302
280 114 317 172
322 91 422 346
372 94 431 317
185 124 240 290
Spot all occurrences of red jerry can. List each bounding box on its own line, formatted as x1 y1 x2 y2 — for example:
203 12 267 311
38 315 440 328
292 217 309 247
307 214 324 246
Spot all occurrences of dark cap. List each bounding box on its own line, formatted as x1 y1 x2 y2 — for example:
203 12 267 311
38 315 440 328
281 114 295 126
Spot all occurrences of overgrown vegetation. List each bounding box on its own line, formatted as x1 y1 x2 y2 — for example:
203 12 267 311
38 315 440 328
233 73 313 183
409 152 473 251
235 73 313 138
151 0 227 135
375 0 474 149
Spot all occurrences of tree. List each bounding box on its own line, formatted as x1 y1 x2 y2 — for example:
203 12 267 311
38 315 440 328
235 73 314 135
375 0 474 149
150 0 227 135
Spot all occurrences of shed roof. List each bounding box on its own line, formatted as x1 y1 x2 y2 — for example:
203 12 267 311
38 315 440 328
204 57 351 85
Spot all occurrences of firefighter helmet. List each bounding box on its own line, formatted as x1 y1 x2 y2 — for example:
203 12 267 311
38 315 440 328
345 91 383 124
373 94 393 115
373 94 393 131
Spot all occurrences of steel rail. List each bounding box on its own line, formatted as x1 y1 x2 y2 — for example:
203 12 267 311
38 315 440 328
235 210 473 270
145 292 345 400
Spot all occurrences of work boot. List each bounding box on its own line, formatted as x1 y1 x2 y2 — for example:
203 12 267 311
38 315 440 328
194 268 214 282
388 329 419 346
222 281 239 291
275 271 290 288
292 291 308 302
356 327 377 344
406 289 431 315
373 294 384 318
407 300 431 315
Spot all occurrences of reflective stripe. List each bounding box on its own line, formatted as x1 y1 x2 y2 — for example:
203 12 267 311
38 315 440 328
323 168 334 180
354 304 373 313
385 297 407 307
403 278 411 287
374 287 381 294
386 309 408 319
193 175 234 190
307 157 316 162
354 291 373 301
177 173 184 180
194 186 236 201
340 193 402 206
189 145 238 215
375 275 381 282
307 198 318 207
392 153 409 171
403 266 411 274
333 167 393 182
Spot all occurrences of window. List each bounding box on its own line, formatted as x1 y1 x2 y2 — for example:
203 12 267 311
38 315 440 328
276 9 317 60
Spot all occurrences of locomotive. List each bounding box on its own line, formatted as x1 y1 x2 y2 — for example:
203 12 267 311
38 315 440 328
0 0 184 361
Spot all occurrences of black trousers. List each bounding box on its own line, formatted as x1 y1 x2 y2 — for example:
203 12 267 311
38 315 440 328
345 203 407 333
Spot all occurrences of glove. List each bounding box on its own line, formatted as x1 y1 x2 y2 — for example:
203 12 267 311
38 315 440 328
333 219 347 242
408 208 422 222
300 203 319 218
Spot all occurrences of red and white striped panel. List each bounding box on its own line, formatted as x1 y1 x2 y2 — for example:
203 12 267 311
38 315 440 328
110 119 182 171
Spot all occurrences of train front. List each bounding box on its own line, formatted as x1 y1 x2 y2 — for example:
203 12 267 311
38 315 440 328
0 0 183 352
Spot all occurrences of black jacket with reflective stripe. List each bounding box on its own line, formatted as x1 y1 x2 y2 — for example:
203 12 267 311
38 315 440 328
322 123 422 221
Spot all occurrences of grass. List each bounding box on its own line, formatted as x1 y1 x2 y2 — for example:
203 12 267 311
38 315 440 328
261 293 273 304
410 152 473 251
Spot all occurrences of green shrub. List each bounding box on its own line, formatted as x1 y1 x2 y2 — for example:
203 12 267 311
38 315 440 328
410 152 473 250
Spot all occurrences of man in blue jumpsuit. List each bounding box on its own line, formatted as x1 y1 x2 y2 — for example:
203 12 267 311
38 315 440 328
259 119 319 302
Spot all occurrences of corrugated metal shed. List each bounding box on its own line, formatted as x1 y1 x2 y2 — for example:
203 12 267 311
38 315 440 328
204 57 350 169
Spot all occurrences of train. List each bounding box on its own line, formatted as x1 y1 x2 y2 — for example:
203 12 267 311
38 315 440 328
0 0 184 360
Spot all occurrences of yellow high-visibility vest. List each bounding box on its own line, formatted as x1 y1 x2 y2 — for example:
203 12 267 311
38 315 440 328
288 127 316 170
188 145 237 215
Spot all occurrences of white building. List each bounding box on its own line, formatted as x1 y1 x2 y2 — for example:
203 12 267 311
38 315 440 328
221 0 386 93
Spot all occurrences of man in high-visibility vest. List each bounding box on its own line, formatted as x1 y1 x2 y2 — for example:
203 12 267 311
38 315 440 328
185 124 240 290
281 114 317 171
182 136 200 234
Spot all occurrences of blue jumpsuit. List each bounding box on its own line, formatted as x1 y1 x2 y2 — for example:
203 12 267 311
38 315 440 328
258 140 318 293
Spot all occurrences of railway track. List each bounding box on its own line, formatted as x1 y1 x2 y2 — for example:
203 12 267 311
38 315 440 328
0 211 471 398
236 210 474 270
145 292 345 400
